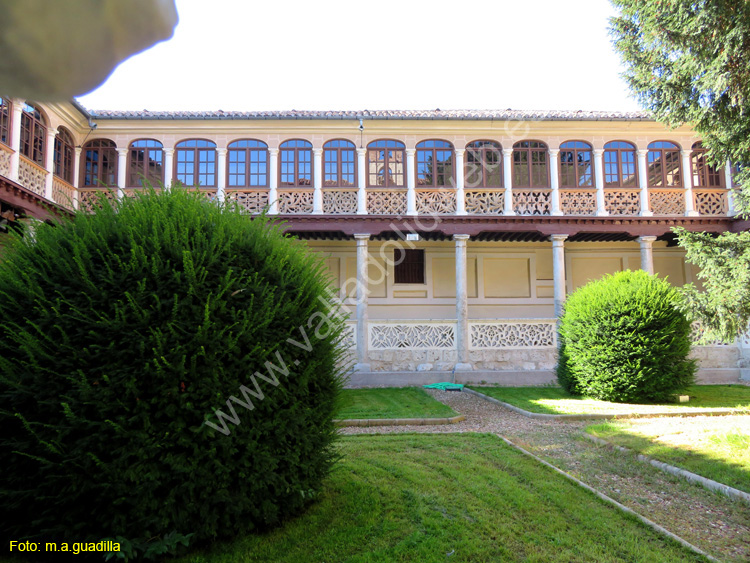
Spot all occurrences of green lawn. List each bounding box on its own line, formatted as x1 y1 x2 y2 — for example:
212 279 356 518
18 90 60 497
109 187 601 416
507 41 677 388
469 385 750 415
173 434 705 563
336 387 457 419
587 418 750 494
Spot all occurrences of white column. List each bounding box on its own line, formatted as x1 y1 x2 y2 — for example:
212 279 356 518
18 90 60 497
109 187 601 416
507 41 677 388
638 236 656 275
44 128 57 200
268 147 279 214
9 99 23 181
116 147 127 199
549 148 562 215
725 161 735 216
354 234 371 372
216 147 227 203
454 234 472 371
551 234 568 319
594 148 608 216
455 148 466 215
502 147 515 215
406 148 416 215
356 148 367 215
73 146 82 210
313 147 323 214
637 148 653 216
163 148 174 191
682 149 699 216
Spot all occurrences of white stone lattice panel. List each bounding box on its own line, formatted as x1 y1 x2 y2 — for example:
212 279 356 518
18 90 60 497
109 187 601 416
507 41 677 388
367 190 407 215
416 189 456 214
649 189 685 215
470 322 556 349
464 189 505 214
694 190 727 216
513 189 551 215
227 189 269 213
604 189 640 215
560 190 596 215
323 189 358 214
51 177 76 209
0 147 11 176
369 323 455 349
690 321 732 346
343 323 356 349
19 159 46 196
278 189 314 214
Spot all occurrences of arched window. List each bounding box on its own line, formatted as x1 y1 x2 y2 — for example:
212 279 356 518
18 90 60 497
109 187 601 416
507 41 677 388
691 142 724 188
367 140 405 187
559 141 593 187
603 141 637 187
81 139 117 187
465 140 502 188
279 139 312 187
228 139 268 187
128 139 164 187
647 141 682 187
512 140 548 188
323 139 356 187
0 97 11 146
175 139 216 187
416 140 454 187
53 127 75 184
21 103 46 165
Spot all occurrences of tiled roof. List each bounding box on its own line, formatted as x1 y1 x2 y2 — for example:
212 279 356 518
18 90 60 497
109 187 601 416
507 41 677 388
88 108 652 121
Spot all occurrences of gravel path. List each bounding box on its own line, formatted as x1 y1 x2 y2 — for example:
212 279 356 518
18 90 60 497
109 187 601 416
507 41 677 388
340 389 750 562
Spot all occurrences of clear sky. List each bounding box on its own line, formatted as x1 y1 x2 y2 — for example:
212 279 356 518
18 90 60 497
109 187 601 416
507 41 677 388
77 0 642 113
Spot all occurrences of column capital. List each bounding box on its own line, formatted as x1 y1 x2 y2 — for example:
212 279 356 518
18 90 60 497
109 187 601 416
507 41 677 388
354 233 371 241
453 234 470 241
313 147 323 155
637 148 649 156
406 148 416 156
502 147 513 157
454 148 465 157
357 147 367 156
548 148 559 157
681 149 692 159
216 147 227 155
163 148 174 156
593 148 604 157
637 235 657 244
268 148 279 156
116 147 128 156
46 127 58 138
549 234 569 243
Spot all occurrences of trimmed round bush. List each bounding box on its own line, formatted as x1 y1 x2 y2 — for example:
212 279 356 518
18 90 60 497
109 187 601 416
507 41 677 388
0 189 345 549
557 269 696 403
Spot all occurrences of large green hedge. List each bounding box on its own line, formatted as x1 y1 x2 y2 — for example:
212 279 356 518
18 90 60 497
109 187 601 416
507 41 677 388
557 270 696 402
0 189 346 552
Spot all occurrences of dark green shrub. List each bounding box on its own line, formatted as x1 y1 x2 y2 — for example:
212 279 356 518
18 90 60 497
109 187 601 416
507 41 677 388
557 269 696 402
0 189 346 549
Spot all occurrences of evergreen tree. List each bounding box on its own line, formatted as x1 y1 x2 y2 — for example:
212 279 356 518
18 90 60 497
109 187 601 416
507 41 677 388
610 0 750 341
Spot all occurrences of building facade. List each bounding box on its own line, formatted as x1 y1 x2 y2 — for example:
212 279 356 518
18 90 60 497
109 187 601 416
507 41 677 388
1 99 747 384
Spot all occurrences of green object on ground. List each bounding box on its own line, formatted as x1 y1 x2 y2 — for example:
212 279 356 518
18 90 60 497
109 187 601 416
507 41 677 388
423 382 464 391
337 387 456 419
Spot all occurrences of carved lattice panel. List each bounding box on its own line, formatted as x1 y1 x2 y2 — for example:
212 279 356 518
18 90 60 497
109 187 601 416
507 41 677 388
78 189 116 212
0 148 11 176
513 189 551 215
367 190 407 215
560 190 596 215
694 190 727 216
649 189 685 215
19 159 46 196
342 323 356 349
464 190 505 214
369 323 455 349
51 178 75 209
416 189 456 214
227 190 269 213
323 189 358 214
690 321 731 346
470 322 556 349
278 189 314 214
604 189 640 215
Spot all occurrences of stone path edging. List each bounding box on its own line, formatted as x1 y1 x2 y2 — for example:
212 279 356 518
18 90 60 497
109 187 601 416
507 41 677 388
334 414 465 428
498 435 719 563
584 433 750 507
464 387 749 420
